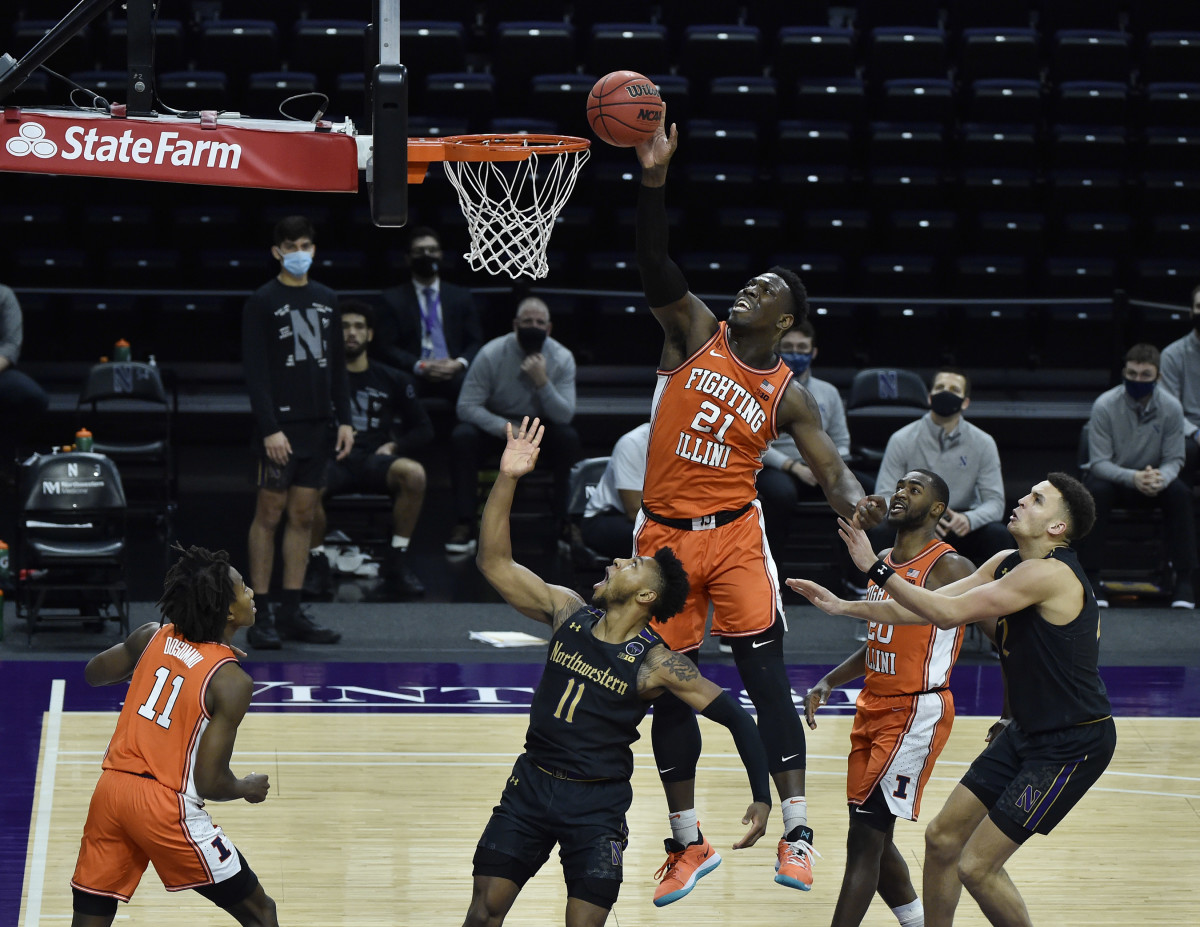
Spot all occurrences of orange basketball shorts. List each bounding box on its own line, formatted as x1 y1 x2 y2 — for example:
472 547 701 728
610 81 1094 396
71 768 244 902
634 501 783 652
847 689 955 822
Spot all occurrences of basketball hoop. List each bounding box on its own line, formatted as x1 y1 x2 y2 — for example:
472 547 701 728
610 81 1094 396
408 134 590 281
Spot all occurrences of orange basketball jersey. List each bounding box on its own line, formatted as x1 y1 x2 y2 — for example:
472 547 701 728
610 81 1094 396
102 625 239 799
643 322 793 519
864 539 964 697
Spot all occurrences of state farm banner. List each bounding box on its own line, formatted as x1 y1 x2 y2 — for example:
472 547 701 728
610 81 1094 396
1 108 359 192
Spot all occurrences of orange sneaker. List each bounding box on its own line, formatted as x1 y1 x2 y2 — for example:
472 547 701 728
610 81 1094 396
652 832 722 906
775 825 819 891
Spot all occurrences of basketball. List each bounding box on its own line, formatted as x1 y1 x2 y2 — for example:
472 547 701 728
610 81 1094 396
586 70 664 147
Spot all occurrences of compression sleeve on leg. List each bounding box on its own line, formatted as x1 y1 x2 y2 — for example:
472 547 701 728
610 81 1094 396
636 183 690 307
700 690 772 806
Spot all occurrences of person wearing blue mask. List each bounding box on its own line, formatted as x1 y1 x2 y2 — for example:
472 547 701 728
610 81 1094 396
758 321 859 562
241 215 352 648
1079 343 1196 608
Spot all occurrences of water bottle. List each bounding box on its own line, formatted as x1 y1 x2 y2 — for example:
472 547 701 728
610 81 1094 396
76 428 94 452
114 339 132 362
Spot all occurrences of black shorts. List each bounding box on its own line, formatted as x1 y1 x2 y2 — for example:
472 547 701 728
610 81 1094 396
961 717 1116 845
253 420 332 491
474 754 632 888
326 450 400 497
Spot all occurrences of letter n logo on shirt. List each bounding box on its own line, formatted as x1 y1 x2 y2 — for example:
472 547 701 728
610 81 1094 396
290 308 325 363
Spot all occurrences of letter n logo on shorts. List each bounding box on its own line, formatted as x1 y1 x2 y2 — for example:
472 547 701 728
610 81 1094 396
610 841 623 867
1015 785 1042 813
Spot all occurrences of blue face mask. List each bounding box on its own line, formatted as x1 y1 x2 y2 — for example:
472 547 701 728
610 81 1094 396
281 250 313 277
780 352 813 377
1124 378 1156 400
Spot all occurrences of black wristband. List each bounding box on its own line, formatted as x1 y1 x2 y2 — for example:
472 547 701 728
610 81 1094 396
868 559 894 586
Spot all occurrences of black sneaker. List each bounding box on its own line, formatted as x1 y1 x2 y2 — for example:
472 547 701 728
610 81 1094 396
247 605 283 650
302 549 333 597
444 523 476 555
386 548 426 597
276 604 341 644
1171 579 1195 609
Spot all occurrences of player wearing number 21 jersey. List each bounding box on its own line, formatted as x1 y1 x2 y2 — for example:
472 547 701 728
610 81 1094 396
70 545 279 927
463 418 773 927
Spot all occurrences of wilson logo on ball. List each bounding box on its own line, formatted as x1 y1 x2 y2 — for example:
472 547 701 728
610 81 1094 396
587 69 666 148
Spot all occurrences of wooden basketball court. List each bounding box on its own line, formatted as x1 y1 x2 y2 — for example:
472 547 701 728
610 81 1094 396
20 711 1200 925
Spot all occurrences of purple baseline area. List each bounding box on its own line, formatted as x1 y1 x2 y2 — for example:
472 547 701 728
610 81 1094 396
2 660 1198 927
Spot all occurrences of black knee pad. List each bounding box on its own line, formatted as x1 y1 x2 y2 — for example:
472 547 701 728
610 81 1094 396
650 651 702 781
472 846 536 888
849 786 898 835
194 852 258 910
567 876 621 909
73 887 119 918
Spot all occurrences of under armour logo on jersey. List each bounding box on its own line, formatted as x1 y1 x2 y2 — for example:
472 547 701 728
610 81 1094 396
569 622 582 632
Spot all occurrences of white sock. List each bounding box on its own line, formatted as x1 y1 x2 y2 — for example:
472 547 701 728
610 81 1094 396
391 535 410 550
668 808 699 845
782 795 807 837
892 898 924 927
310 547 324 557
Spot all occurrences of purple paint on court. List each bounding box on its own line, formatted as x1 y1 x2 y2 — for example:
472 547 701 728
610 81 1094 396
2 660 1197 926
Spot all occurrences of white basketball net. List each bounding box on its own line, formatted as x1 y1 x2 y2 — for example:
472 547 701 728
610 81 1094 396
441 140 590 280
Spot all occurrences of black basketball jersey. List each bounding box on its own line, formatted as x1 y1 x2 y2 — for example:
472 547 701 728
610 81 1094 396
524 606 664 781
994 548 1112 734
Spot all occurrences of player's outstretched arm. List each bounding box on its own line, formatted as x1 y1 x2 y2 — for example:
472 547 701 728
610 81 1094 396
640 648 772 848
634 110 718 366
804 644 868 730
194 663 269 803
476 417 584 627
779 386 886 527
84 622 160 686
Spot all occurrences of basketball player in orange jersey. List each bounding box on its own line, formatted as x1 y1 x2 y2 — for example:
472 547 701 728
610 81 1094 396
804 470 975 927
70 545 279 927
631 112 888 905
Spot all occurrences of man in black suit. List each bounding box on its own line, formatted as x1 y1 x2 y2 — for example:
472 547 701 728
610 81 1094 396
375 227 484 408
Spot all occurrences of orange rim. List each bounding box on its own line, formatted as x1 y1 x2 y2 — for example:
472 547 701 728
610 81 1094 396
406 134 590 183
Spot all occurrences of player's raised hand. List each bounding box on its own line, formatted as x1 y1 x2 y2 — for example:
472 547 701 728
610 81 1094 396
500 416 544 479
853 494 888 529
838 517 878 572
241 772 270 803
786 578 847 616
733 801 771 849
635 102 678 171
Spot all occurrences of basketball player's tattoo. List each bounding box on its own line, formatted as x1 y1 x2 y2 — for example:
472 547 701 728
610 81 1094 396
551 595 586 630
661 651 701 683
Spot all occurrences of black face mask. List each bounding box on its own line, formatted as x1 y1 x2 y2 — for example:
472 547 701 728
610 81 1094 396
929 390 965 417
410 254 439 278
516 326 548 354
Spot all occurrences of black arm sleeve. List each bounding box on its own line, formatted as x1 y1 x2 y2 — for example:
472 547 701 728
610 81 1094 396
636 182 690 307
700 690 772 806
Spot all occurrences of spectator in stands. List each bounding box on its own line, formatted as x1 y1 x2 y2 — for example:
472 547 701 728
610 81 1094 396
309 301 433 599
1157 283 1200 483
758 320 861 561
0 282 49 476
242 215 350 649
447 297 581 555
868 368 1010 575
374 226 483 413
581 422 650 561
1079 343 1195 609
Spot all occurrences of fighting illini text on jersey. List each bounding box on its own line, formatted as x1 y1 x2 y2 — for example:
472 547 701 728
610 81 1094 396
102 625 240 799
864 539 964 696
644 322 793 519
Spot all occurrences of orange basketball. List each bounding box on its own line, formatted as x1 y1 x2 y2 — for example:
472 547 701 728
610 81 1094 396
586 70 664 147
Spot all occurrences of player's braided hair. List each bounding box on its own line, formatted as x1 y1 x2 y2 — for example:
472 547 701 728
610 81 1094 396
157 544 236 643
650 547 691 622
